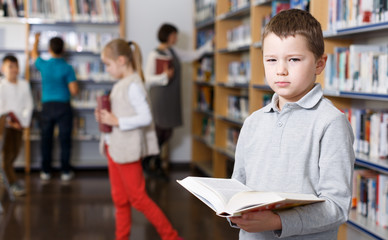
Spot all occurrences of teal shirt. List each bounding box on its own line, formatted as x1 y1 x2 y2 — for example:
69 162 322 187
35 57 76 103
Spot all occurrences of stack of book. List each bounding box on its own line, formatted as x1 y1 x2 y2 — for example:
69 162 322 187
197 57 214 83
228 0 250 11
195 0 216 24
201 117 215 145
227 95 249 120
226 127 240 153
197 86 213 112
226 23 251 49
228 60 251 84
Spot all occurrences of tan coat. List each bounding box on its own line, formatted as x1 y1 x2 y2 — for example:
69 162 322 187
99 73 159 163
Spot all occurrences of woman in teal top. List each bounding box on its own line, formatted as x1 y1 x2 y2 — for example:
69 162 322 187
32 33 78 181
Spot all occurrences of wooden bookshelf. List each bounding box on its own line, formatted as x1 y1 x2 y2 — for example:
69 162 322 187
0 0 125 172
193 0 388 238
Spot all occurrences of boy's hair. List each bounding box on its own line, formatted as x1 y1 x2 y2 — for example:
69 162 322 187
49 37 65 55
262 9 324 59
157 23 178 43
2 54 18 66
103 38 145 81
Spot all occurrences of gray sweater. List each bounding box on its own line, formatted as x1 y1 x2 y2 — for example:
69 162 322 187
232 84 355 239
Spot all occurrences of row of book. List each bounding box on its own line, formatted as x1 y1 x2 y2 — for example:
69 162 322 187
30 59 112 82
195 0 216 24
29 31 119 53
260 0 310 37
71 88 107 108
327 0 388 31
352 169 388 227
228 0 250 11
0 0 24 17
201 116 215 145
197 29 214 48
197 57 214 83
226 127 240 153
228 60 251 85
28 0 120 23
325 44 388 94
228 95 249 120
343 108 388 159
197 86 213 112
226 23 251 49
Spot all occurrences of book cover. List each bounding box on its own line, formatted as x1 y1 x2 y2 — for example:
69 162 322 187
8 111 22 129
155 56 172 75
96 94 112 133
177 176 324 217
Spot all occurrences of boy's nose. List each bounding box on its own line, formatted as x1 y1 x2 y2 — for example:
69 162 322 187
276 62 288 76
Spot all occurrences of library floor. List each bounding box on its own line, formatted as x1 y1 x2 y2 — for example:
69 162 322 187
0 167 240 240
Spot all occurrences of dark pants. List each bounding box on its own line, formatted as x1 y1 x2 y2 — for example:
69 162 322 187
40 102 73 174
2 127 23 185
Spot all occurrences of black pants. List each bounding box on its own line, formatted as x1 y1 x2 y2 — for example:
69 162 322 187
40 102 73 173
2 127 23 185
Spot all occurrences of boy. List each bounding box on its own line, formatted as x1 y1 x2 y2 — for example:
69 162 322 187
0 55 33 196
31 33 78 181
230 9 355 239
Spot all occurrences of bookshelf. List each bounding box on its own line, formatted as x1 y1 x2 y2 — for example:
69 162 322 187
0 0 125 172
193 0 388 239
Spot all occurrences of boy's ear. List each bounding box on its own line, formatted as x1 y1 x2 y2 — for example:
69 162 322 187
315 54 327 75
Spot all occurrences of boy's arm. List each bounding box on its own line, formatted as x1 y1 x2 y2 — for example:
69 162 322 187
275 114 355 238
31 33 40 61
68 82 78 96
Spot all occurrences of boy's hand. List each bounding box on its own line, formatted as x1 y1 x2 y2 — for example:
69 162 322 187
34 32 41 41
6 119 22 130
230 210 282 233
98 109 119 127
163 63 174 79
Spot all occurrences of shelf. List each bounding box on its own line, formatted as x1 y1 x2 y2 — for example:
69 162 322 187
30 79 114 85
0 49 25 53
355 153 388 175
0 17 28 24
218 45 250 53
194 108 214 117
347 210 388 240
192 160 213 177
196 17 215 29
217 5 251 20
324 22 388 38
36 50 101 56
194 80 215 87
193 135 214 149
30 134 100 142
323 90 388 101
253 0 272 6
27 18 120 25
218 82 249 89
216 114 244 126
252 84 272 91
216 147 235 159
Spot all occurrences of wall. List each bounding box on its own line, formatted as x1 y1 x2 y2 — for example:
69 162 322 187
126 0 194 163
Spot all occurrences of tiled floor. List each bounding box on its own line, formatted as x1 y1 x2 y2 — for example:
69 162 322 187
0 167 240 240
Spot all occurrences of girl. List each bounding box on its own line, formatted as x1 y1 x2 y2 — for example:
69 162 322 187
95 39 182 240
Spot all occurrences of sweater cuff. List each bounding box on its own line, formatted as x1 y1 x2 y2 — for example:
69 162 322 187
275 209 303 238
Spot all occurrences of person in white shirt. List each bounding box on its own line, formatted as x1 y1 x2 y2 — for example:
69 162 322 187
144 23 213 178
0 55 33 196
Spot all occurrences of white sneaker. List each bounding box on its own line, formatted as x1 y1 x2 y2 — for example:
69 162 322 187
10 183 26 197
61 172 74 181
40 172 51 181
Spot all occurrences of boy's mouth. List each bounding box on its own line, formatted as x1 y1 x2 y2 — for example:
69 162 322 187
275 81 290 87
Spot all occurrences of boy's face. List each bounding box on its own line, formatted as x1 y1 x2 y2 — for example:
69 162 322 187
1 60 19 82
263 33 326 109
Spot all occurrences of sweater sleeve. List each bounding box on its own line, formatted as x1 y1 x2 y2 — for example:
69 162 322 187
19 80 34 128
275 114 355 238
144 51 169 89
173 40 213 62
118 82 152 131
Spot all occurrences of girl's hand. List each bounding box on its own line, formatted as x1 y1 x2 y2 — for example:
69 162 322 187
99 109 119 127
230 210 282 233
94 108 101 123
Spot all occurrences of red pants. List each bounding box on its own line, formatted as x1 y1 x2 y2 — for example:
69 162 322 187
106 146 178 240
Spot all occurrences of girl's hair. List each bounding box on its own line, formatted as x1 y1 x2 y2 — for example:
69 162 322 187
102 39 145 81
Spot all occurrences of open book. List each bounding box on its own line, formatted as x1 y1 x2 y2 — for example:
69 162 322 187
177 176 324 217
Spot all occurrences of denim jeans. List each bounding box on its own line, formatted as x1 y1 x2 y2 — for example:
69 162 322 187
40 102 73 173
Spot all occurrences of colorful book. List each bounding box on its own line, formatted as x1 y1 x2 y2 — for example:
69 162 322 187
155 56 172 75
96 94 112 133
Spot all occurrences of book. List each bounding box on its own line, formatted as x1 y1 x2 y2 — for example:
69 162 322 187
8 111 22 129
96 94 112 133
155 56 172 75
177 176 324 217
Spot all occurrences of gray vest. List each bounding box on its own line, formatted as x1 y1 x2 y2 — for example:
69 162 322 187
149 48 182 129
99 73 159 163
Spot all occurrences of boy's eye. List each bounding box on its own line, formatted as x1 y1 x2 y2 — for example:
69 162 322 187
289 58 300 62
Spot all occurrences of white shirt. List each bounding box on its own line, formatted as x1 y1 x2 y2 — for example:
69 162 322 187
144 40 213 89
0 78 33 128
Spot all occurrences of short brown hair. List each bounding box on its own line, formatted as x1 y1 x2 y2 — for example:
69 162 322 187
262 9 324 60
49 37 64 55
157 23 178 43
